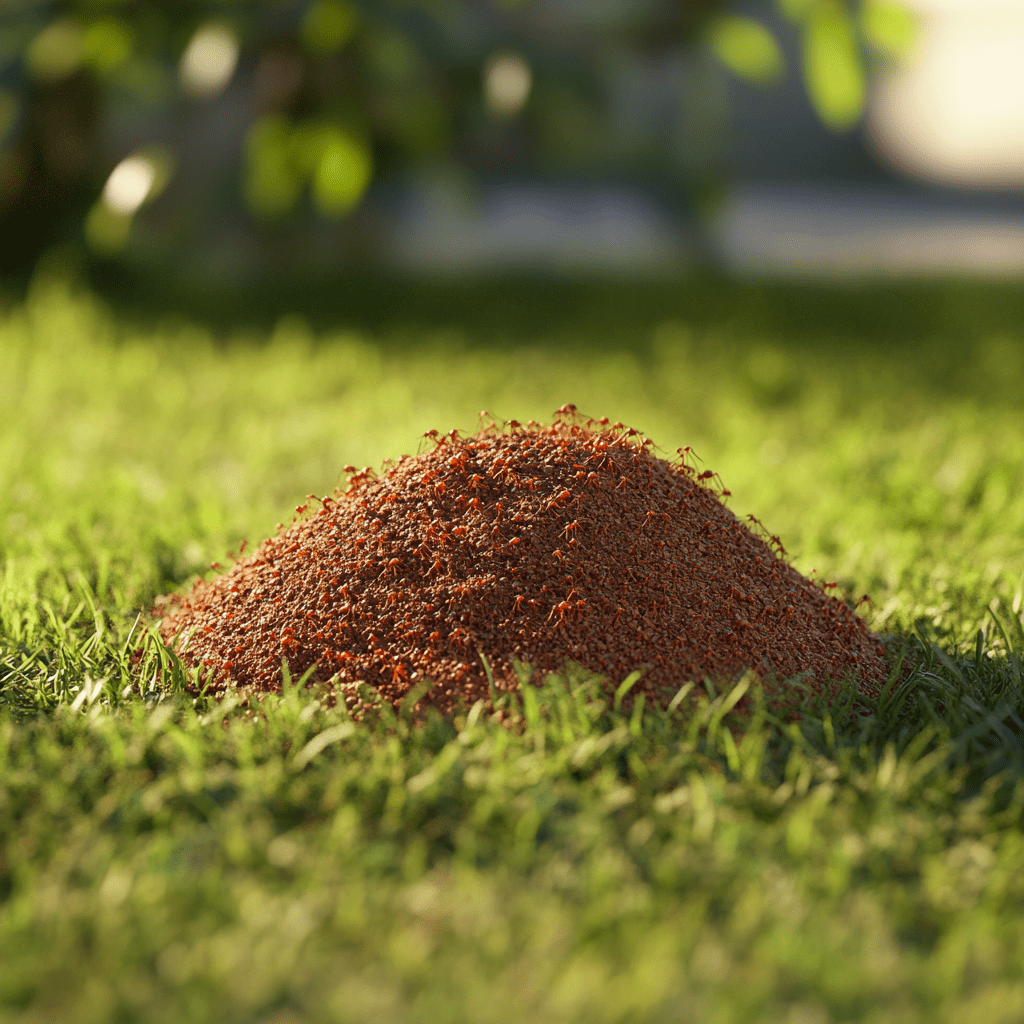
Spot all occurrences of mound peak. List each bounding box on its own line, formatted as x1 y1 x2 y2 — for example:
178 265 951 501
158 410 887 711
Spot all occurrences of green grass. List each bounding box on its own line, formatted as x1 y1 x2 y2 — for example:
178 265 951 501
2 270 1024 1022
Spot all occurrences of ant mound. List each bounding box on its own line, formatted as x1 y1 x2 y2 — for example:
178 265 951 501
158 412 888 712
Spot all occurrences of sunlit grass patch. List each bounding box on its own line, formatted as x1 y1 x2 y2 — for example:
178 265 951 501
2 271 1024 1021
4 669 1024 1023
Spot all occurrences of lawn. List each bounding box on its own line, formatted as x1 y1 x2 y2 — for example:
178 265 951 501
2 269 1024 1023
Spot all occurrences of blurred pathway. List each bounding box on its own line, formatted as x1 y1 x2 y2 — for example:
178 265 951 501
716 183 1024 279
385 180 1024 279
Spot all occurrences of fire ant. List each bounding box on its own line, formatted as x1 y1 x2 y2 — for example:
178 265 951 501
547 589 578 624
677 446 700 470
637 510 660 532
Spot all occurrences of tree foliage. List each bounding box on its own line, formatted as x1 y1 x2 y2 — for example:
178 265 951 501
0 0 915 272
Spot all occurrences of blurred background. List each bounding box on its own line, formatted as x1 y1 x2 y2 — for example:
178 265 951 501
1 0 1022 286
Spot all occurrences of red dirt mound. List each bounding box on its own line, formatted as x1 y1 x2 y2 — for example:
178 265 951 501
157 409 888 711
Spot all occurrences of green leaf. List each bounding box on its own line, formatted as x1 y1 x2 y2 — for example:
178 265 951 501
803 4 865 130
778 0 819 20
709 16 785 86
244 116 303 219
85 202 132 255
312 128 372 218
301 0 358 55
82 18 133 76
861 0 919 61
26 19 83 82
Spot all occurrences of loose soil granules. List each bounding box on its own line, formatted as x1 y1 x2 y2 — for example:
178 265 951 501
158 410 888 712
